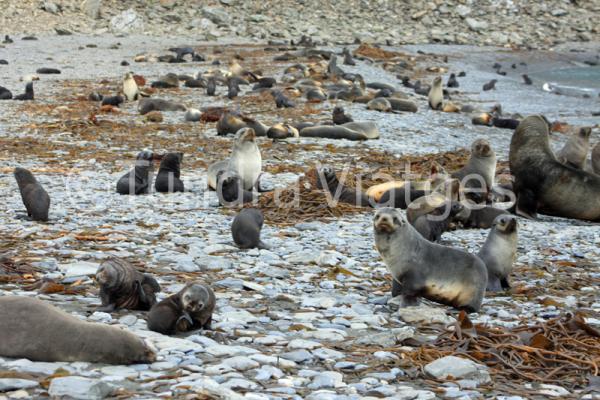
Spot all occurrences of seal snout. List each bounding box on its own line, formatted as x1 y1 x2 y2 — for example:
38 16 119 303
374 209 401 233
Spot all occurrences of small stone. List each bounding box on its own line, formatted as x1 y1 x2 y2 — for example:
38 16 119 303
287 339 321 350
42 1 60 14
551 9 568 17
221 356 259 371
118 315 137 326
145 111 163 123
80 0 102 19
280 349 313 363
396 305 455 325
307 371 344 389
59 261 99 277
354 327 414 346
110 9 144 33
0 379 39 392
456 5 471 17
424 356 490 384
48 377 113 400
465 18 488 31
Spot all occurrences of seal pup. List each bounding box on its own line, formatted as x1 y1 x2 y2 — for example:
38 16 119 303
101 95 124 107
556 127 591 169
14 167 50 221
122 72 139 101
332 106 353 124
447 73 459 88
116 150 155 195
138 98 186 115
456 205 510 229
216 113 269 137
342 48 356 66
227 76 240 99
96 257 161 312
406 178 460 224
231 208 268 249
509 115 600 220
373 208 487 312
148 283 216 335
228 128 262 191
316 166 371 207
0 296 156 364
411 201 463 242
206 76 216 96
367 97 392 112
216 171 256 206
483 80 497 91
274 90 295 108
155 152 184 193
451 138 496 203
0 86 12 100
13 82 34 101
428 76 443 110
477 214 517 291
267 123 299 140
207 159 229 190
522 74 533 85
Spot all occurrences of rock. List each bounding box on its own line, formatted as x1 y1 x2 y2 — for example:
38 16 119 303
160 0 177 9
48 377 113 400
538 384 570 397
222 378 259 391
456 5 471 17
395 305 456 325
551 9 568 17
110 9 144 33
280 349 313 363
221 356 259 371
80 0 102 19
287 339 322 350
424 356 491 384
202 7 230 25
42 1 60 14
145 111 163 123
354 327 414 347
307 371 344 389
0 379 39 392
465 18 488 31
59 261 99 277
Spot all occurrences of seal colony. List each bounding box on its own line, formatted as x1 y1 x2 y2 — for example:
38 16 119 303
3 37 600 398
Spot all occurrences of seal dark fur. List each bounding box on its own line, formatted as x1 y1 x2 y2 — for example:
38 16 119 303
231 208 268 249
216 171 255 207
316 166 371 207
14 82 34 101
412 201 463 242
0 296 156 364
96 257 161 312
155 152 184 193
509 115 600 220
116 150 154 195
14 167 50 221
148 283 216 335
138 98 186 115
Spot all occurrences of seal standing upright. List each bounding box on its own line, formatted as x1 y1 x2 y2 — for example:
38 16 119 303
451 138 497 203
116 150 155 195
228 128 262 191
123 72 139 101
155 152 184 193
477 214 518 291
0 296 156 364
428 76 443 110
373 208 487 312
148 283 216 335
509 115 600 221
96 257 161 312
556 127 591 169
14 167 50 221
231 208 268 249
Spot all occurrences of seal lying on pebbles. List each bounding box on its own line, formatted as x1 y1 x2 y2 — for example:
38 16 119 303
13 82 34 101
232 208 268 249
451 138 496 203
556 127 591 169
14 167 50 221
216 113 269 137
300 121 379 140
36 67 60 74
478 214 518 291
102 95 124 107
373 208 487 312
148 283 216 335
267 123 299 140
138 98 186 115
509 115 600 221
367 97 392 112
0 86 13 100
332 106 353 124
123 72 139 101
428 76 443 110
457 205 510 229
388 98 418 113
316 166 371 207
116 150 155 195
96 257 161 311
155 152 184 193
0 296 156 364
412 201 464 242
483 79 497 91
406 178 460 224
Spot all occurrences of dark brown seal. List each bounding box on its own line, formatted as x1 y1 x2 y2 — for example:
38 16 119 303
14 167 50 221
96 257 161 312
509 115 600 221
231 208 268 249
316 166 371 207
0 296 156 364
147 283 216 335
155 152 184 193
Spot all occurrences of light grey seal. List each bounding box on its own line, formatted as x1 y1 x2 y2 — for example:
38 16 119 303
477 214 518 292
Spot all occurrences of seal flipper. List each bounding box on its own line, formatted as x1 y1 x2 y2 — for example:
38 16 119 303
202 316 212 330
515 188 538 219
486 276 503 292
176 312 194 332
500 277 511 290
391 279 402 297
142 274 161 292
257 240 270 250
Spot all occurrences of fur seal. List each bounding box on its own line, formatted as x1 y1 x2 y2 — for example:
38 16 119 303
123 72 139 101
428 76 443 110
332 106 353 124
483 80 497 91
216 113 269 137
151 73 179 88
447 73 459 88
207 159 229 191
148 283 216 335
376 184 427 209
36 67 61 74
266 123 299 140
138 98 186 115
509 115 600 220
522 74 533 85
0 296 156 364
96 257 161 311
216 171 256 206
342 48 356 66
306 87 327 102
316 166 371 207
592 142 600 174
101 95 124 107
556 127 591 169
451 138 496 203
373 208 487 312
231 208 268 249
457 205 510 229
228 128 262 191
14 167 50 221
477 214 517 291
206 76 216 96
0 86 12 100
406 179 460 224
412 201 464 242
367 97 392 112
14 82 34 101
227 76 240 99
388 98 418 113
116 150 155 195
300 121 379 140
274 90 295 108
155 152 184 193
